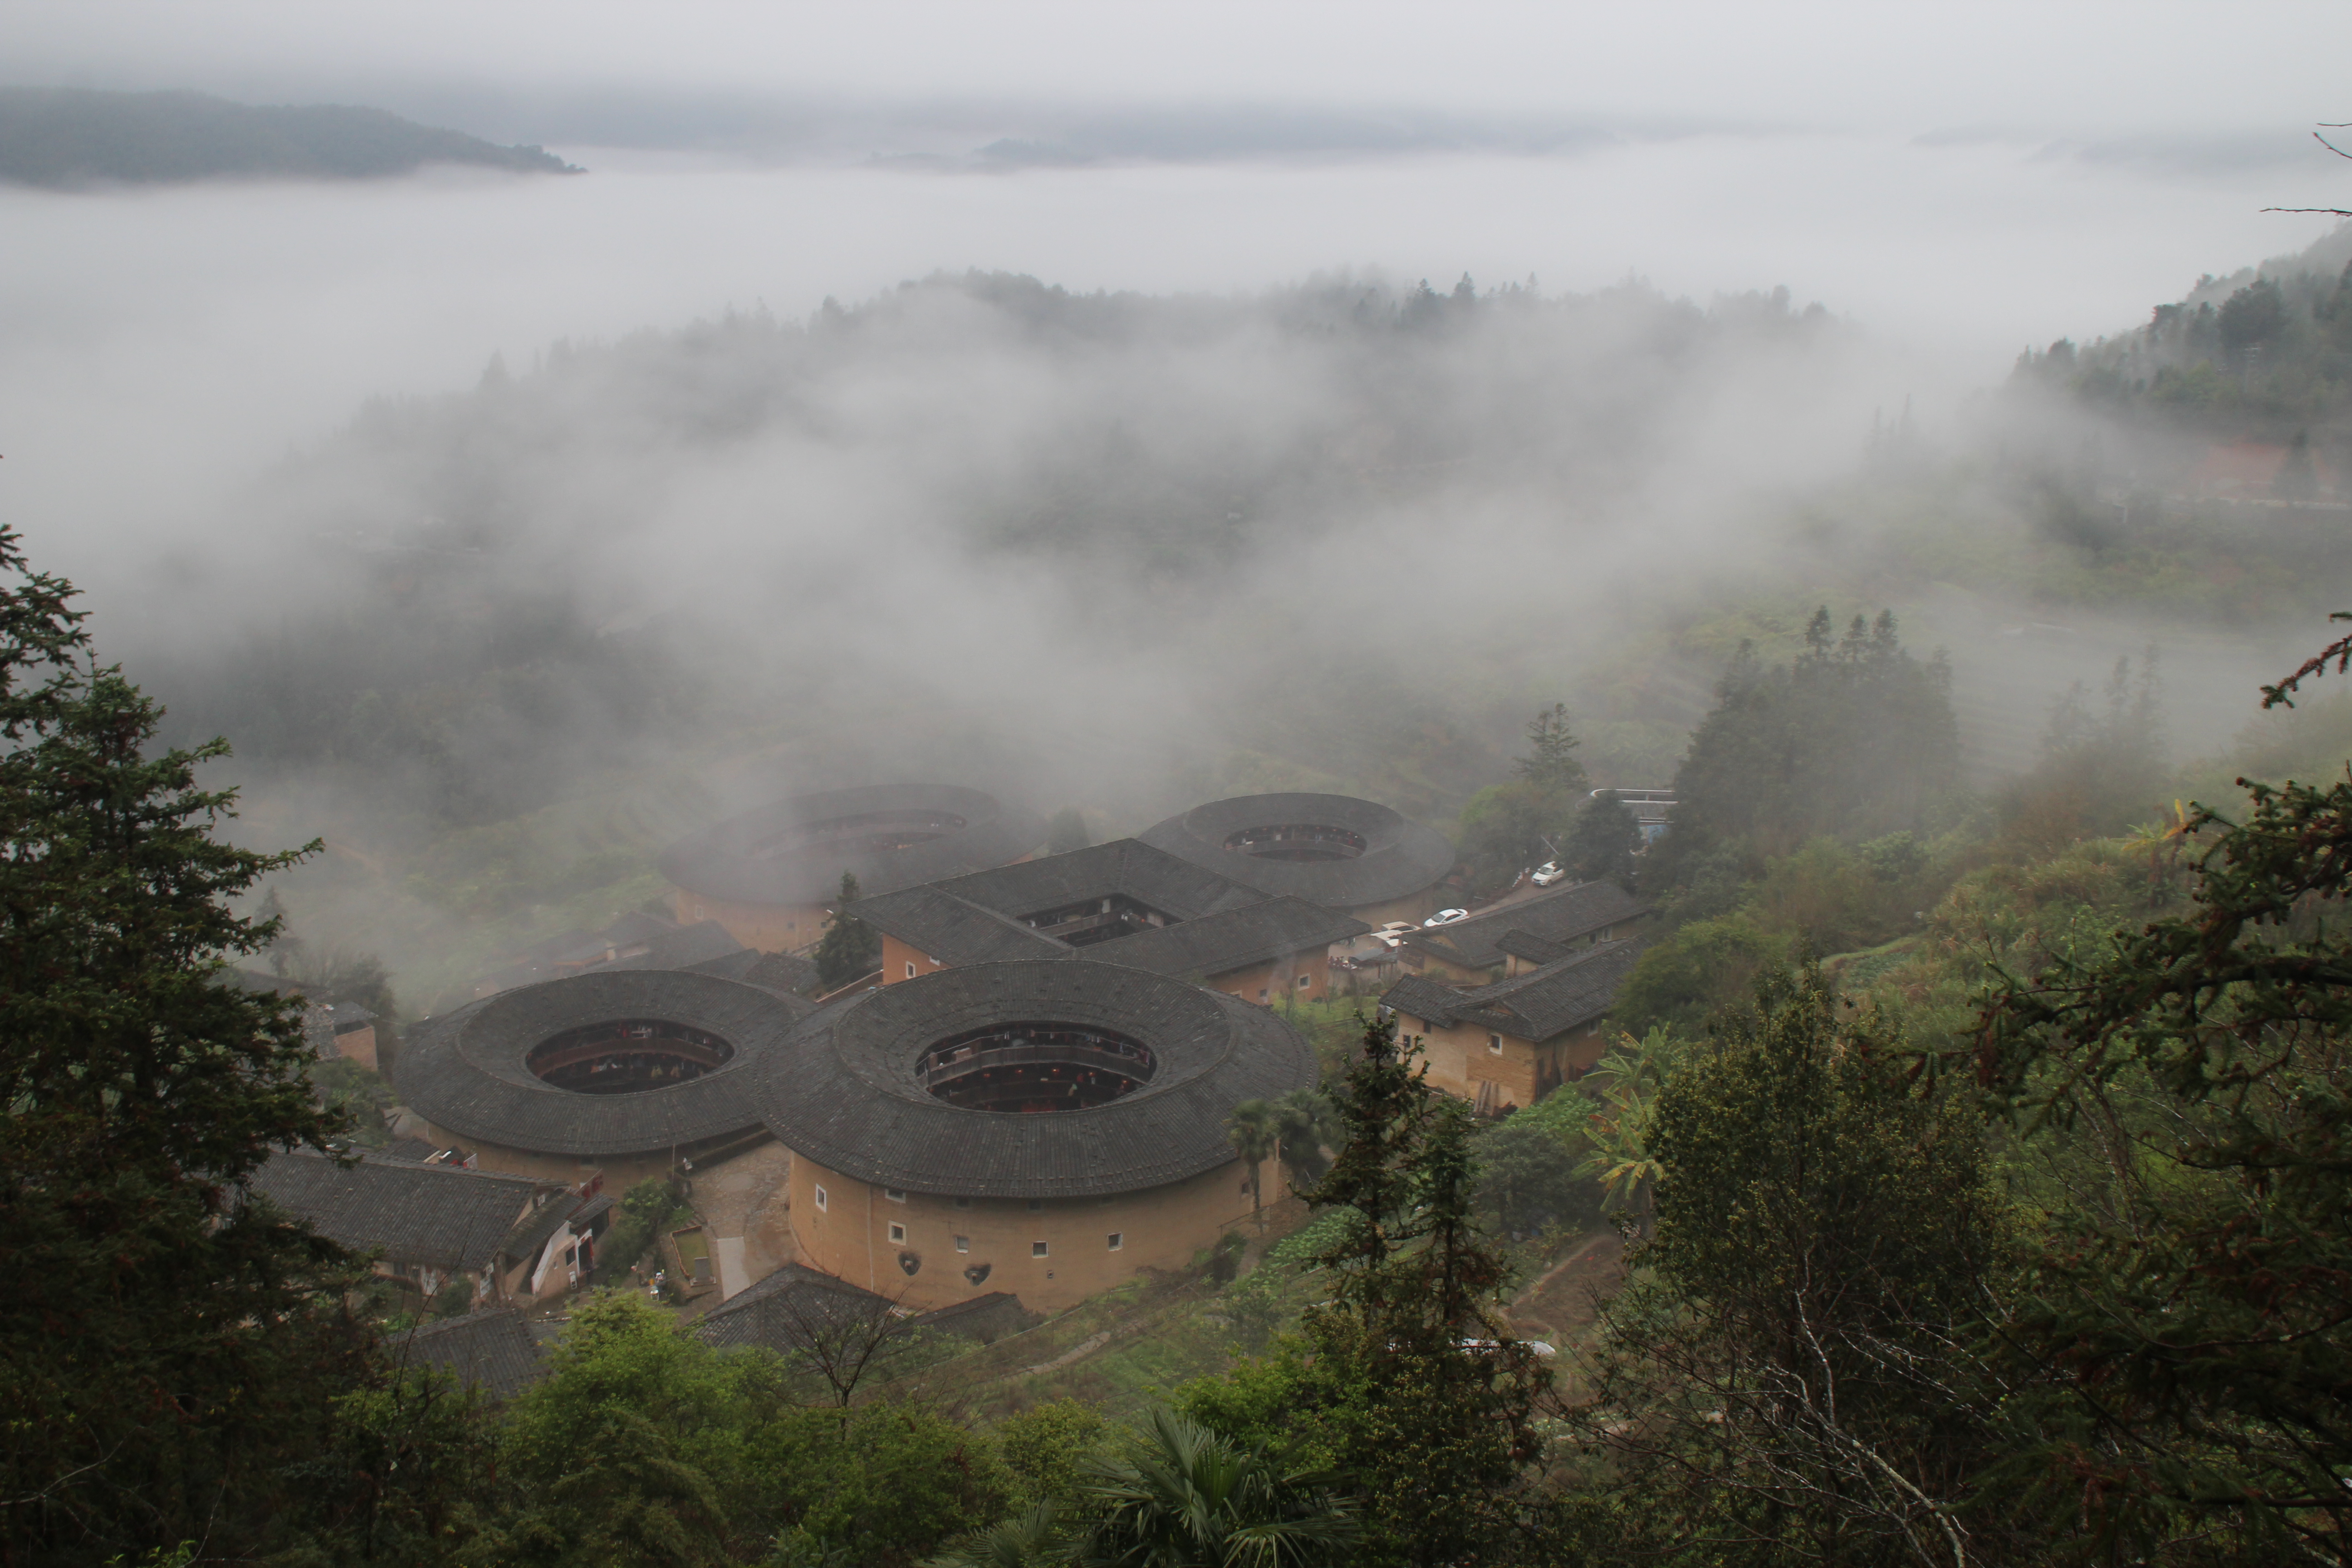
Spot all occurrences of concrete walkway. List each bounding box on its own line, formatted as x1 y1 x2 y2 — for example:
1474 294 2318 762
687 1140 797 1298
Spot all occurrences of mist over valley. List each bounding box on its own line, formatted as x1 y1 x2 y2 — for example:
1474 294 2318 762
10 12 2352 1559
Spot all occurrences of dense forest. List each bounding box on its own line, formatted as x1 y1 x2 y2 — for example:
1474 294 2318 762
0 87 580 187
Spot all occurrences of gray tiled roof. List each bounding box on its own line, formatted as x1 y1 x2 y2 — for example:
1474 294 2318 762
1384 939 1645 1044
395 970 813 1156
1138 794 1456 911
681 947 818 995
850 842 1363 981
249 1150 553 1274
400 1309 547 1401
849 883 1068 968
658 784 1046 907
1494 929 1570 966
1403 880 1648 972
1088 897 1367 981
500 1186 603 1260
753 960 1318 1199
924 839 1272 925
694 1262 892 1353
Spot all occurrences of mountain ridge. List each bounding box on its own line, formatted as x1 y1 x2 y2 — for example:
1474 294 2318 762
0 86 583 188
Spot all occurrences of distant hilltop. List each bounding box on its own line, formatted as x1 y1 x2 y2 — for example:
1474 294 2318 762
0 87 583 188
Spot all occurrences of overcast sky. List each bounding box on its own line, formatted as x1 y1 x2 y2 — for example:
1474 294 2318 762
11 0 2352 145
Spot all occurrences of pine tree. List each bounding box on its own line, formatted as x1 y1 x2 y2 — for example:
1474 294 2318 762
812 871 881 988
0 529 373 1563
1295 1014 1550 1565
1513 702 1588 797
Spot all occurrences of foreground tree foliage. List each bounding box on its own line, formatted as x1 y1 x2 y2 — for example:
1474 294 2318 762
1570 965 2016 1567
484 1292 1013 1567
1178 1014 1552 1565
1950 616 2352 1562
0 529 377 1566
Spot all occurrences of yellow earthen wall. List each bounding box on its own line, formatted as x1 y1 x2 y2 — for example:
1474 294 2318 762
409 1121 765 1191
671 890 829 954
335 1024 379 1073
789 1152 1275 1313
1206 954 1328 1006
1389 1018 1612 1112
880 932 948 985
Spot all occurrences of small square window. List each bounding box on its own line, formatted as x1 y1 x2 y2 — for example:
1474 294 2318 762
1488 1034 1504 1054
1032 1241 1049 1258
885 1188 907 1203
813 1184 828 1212
954 1235 970 1253
929 954 941 966
952 1196 971 1210
1258 988 1269 1001
1026 1199 1043 1213
888 1223 906 1244
905 961 916 980
1297 974 1311 988
1107 1232 1123 1251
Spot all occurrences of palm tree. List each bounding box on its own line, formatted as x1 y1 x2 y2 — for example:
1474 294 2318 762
1075 1409 1357 1568
1575 1027 1679 1232
924 1502 1069 1568
1225 1100 1279 1227
1268 1089 1341 1195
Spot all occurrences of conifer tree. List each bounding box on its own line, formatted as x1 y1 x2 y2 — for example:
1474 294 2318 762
812 870 881 988
1561 789 1642 889
0 529 371 1564
1295 1014 1549 1565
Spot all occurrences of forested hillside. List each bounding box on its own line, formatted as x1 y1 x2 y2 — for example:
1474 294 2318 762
0 87 580 187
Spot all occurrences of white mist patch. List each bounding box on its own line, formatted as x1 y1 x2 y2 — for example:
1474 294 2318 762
0 133 2327 606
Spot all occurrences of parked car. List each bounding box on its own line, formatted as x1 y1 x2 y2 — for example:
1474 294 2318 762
1530 861 1567 886
1375 920 1417 935
1422 908 1469 928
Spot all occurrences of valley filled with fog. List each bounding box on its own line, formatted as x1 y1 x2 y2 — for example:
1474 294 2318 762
1 131 2341 1000
20 5 2352 1561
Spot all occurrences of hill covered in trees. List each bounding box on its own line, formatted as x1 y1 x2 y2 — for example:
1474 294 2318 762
0 87 581 188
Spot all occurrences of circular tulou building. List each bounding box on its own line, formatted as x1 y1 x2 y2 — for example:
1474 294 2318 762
396 970 813 1185
1138 792 1457 926
659 784 1046 954
753 959 1317 1313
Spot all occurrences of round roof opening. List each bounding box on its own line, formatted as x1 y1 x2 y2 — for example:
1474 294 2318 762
526 1019 735 1095
1221 822 1367 862
919 1020 1156 1113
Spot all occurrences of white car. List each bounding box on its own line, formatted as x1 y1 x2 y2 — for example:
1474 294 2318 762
1422 908 1469 928
1530 861 1567 886
1374 920 1417 936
